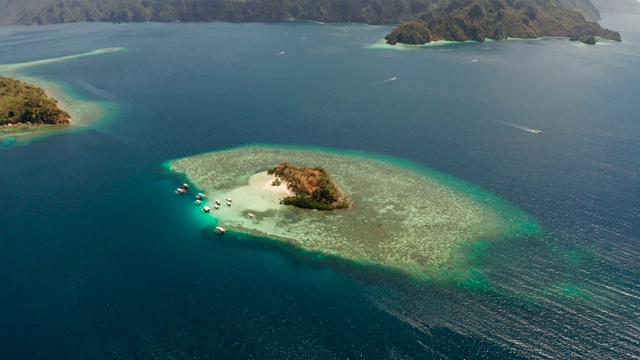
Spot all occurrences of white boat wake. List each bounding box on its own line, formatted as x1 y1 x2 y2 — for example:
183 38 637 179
374 77 397 85
495 120 542 134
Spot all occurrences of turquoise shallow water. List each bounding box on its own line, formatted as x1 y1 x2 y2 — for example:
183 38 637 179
0 16 639 358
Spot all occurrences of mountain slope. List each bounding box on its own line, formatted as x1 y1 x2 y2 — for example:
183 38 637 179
384 0 621 45
0 0 435 25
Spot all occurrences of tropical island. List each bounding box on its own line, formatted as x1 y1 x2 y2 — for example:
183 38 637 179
0 75 71 128
384 0 622 45
167 145 541 283
268 162 349 210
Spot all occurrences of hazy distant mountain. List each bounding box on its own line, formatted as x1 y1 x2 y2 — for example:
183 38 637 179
0 0 606 26
0 0 620 45
590 0 640 13
0 0 435 25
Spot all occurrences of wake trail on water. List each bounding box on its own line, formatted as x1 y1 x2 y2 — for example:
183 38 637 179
374 77 397 86
494 120 542 134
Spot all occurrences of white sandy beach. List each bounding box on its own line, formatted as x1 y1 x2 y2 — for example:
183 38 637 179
204 172 292 222
255 172 293 197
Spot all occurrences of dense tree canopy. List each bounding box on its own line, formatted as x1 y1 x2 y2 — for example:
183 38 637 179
0 0 434 25
268 162 349 210
385 0 621 45
0 76 71 126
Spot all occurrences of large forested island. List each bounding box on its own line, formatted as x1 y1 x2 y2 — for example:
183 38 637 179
385 0 622 45
268 162 349 210
0 76 71 127
0 0 430 25
0 0 622 45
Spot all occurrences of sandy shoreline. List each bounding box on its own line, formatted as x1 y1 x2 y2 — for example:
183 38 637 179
256 173 294 197
18 75 102 127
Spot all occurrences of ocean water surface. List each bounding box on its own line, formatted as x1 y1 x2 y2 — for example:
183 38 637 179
0 16 639 358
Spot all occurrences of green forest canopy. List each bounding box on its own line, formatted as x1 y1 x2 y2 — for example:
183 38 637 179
0 76 71 126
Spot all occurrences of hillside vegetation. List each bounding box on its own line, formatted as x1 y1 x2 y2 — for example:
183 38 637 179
0 0 619 46
385 0 621 45
268 162 349 210
0 0 605 25
0 0 434 25
0 76 71 127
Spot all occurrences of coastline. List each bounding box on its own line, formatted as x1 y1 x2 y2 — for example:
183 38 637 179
257 172 294 197
0 48 123 146
0 76 74 127
0 75 103 145
366 36 614 50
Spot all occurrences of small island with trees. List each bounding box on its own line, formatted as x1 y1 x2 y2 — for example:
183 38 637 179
0 76 71 128
268 162 349 211
384 0 622 46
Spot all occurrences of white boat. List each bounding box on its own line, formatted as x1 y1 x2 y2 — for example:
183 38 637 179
214 204 220 209
175 188 186 195
214 199 221 205
215 226 226 234
196 193 205 200
226 198 232 203
195 200 202 205
202 206 211 213
247 213 255 219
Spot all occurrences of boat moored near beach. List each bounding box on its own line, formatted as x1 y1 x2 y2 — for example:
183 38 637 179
215 226 226 234
202 206 211 213
175 188 186 195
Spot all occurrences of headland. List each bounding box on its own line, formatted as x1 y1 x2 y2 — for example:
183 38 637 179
0 48 123 146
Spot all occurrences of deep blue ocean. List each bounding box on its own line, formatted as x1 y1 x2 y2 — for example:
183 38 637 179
1 15 639 359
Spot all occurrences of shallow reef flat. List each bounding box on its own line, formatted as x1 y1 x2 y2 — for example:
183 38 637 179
169 145 541 282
